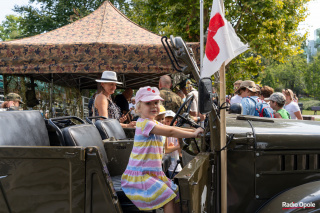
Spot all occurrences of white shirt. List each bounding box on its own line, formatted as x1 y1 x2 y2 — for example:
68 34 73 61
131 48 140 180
284 101 300 119
129 103 136 116
230 94 242 105
187 88 199 113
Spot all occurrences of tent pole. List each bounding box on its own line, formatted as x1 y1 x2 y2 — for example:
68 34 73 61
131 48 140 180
200 0 204 71
219 62 227 213
3 74 8 95
49 74 53 118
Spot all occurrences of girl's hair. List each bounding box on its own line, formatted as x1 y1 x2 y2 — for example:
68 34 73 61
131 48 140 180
283 89 293 101
135 102 142 116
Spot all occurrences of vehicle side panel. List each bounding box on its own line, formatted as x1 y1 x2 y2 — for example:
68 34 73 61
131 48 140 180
0 147 86 213
175 153 211 213
256 150 320 199
85 147 122 213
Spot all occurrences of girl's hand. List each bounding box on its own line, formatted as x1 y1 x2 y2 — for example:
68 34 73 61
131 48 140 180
193 127 204 138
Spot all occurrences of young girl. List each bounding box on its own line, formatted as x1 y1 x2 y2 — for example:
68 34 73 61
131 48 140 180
121 86 203 213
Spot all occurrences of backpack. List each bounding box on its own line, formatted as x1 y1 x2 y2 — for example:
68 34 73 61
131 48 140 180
247 96 274 118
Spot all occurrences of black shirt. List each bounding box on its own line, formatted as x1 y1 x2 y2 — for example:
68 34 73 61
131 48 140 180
115 94 129 114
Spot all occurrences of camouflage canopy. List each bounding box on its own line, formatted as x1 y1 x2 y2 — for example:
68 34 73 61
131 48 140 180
0 1 199 89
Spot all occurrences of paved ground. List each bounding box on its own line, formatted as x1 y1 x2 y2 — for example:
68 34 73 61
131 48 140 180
303 114 320 120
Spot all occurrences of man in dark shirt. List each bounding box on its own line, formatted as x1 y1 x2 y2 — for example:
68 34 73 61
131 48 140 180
115 88 133 116
159 75 183 112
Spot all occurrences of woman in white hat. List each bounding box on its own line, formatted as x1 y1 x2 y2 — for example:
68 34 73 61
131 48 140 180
94 71 135 128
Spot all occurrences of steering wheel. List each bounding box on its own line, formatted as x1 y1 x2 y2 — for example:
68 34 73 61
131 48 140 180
170 94 202 156
170 94 199 128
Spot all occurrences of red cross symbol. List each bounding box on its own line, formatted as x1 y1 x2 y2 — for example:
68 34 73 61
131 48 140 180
205 13 225 61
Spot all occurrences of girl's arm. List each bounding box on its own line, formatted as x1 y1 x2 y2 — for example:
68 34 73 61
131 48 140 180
173 126 197 132
151 124 203 138
294 110 303 120
164 137 180 154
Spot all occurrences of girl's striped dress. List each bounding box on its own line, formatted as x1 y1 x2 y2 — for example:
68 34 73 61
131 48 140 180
121 118 179 210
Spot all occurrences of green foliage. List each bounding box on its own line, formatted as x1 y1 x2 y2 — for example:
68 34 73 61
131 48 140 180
304 52 320 99
299 98 320 110
0 15 24 41
1 0 311 96
12 0 130 37
260 54 307 95
127 0 309 93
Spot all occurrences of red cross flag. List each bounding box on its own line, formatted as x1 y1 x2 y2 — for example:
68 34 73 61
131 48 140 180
201 0 249 78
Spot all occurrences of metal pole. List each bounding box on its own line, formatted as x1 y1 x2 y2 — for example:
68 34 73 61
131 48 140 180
49 74 53 118
219 62 227 213
200 0 204 73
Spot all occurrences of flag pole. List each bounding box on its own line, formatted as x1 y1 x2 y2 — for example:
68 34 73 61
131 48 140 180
200 0 204 71
219 61 227 213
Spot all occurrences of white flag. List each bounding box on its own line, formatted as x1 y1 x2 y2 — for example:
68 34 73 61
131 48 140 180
201 0 249 78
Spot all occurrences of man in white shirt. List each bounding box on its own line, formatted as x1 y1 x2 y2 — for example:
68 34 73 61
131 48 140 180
230 80 242 105
179 79 198 117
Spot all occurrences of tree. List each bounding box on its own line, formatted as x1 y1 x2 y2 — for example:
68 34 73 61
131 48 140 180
128 0 310 94
6 0 311 95
0 15 24 41
305 52 320 99
260 54 307 95
13 0 130 38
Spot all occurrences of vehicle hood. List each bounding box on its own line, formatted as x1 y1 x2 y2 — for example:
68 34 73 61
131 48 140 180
226 115 320 150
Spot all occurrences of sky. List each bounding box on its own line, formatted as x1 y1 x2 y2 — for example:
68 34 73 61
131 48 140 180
0 0 319 40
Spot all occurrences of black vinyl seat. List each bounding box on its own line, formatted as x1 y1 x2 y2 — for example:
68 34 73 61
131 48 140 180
62 124 108 163
95 119 127 140
0 110 50 146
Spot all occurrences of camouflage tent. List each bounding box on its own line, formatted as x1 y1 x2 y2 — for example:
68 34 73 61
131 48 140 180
0 1 199 89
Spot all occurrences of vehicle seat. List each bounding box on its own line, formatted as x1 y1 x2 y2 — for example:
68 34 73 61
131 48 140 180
61 123 139 212
95 119 127 140
0 110 50 146
62 124 108 163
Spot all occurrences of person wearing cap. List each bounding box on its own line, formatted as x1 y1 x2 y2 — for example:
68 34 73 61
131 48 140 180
94 71 135 128
265 92 291 119
121 86 203 212
163 110 182 178
230 80 242 105
179 79 206 124
155 104 167 124
282 88 302 120
5 93 24 111
237 81 275 117
159 75 183 113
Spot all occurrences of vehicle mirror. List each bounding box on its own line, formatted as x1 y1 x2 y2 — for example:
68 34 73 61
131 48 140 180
198 77 214 114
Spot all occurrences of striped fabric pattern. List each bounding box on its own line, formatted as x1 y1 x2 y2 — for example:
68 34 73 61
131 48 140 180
121 118 179 210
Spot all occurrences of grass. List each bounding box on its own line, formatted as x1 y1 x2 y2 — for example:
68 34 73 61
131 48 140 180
302 110 318 115
299 98 320 110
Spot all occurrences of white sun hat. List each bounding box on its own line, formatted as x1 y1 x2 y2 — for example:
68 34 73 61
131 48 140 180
165 110 176 118
96 71 123 84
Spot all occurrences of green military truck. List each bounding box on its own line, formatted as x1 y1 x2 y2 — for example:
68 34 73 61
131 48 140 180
1 37 320 213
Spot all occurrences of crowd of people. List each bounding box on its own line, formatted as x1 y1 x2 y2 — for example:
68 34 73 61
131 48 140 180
228 79 302 120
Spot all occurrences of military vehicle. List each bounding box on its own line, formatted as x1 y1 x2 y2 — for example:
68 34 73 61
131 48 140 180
1 36 320 213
